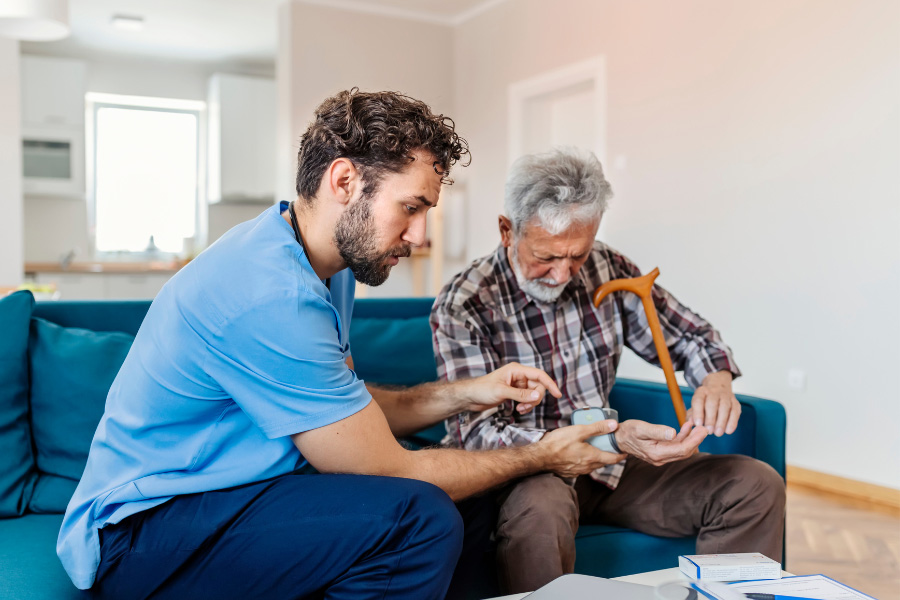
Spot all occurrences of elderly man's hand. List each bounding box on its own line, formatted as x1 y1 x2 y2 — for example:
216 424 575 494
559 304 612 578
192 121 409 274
613 420 708 466
686 371 741 437
459 362 562 415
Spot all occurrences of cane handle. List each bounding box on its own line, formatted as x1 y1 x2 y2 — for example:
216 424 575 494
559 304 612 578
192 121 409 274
592 267 688 426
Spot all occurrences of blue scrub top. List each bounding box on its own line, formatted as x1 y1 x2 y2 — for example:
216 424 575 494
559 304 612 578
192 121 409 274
58 203 371 590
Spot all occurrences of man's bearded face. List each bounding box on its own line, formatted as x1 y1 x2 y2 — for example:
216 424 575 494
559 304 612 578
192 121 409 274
509 244 570 303
334 195 411 287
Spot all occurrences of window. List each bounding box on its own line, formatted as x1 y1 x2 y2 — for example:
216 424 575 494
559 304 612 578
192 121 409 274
87 93 206 255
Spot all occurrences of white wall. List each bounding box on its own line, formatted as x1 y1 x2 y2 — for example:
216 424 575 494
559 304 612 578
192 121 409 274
281 2 454 297
208 202 269 243
0 39 23 286
454 0 900 488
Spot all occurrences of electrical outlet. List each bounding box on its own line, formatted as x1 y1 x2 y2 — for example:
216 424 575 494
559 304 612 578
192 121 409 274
787 368 807 391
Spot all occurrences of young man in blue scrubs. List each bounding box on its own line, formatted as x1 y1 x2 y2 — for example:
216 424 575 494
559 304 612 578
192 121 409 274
57 90 626 600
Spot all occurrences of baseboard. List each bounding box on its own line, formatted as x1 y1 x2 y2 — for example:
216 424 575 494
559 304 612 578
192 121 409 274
786 465 900 511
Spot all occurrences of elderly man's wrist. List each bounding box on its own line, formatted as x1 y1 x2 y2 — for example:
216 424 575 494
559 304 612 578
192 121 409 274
701 370 733 389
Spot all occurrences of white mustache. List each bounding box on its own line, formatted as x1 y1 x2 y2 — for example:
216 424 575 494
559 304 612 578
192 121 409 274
533 278 562 287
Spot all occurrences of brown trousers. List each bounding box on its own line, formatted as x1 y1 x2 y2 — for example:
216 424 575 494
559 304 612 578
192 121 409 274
495 454 786 594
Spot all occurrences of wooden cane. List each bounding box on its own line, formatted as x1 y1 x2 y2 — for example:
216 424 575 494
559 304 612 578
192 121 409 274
592 267 688 426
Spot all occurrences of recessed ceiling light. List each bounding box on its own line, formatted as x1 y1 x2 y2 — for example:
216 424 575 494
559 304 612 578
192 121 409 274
111 14 143 31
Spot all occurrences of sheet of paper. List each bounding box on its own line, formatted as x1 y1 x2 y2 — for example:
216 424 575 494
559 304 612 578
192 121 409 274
728 574 877 600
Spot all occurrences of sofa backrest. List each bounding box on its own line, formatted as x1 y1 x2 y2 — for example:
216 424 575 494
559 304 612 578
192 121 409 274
33 298 439 388
0 292 36 517
34 300 152 335
348 297 438 386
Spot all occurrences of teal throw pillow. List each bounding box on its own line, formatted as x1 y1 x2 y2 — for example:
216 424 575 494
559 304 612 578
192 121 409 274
27 318 134 513
0 291 37 516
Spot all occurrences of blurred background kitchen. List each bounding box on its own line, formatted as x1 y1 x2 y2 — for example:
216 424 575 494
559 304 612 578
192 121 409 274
0 1 897 595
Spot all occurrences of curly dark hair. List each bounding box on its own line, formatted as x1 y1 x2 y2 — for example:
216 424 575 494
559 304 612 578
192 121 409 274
295 89 470 202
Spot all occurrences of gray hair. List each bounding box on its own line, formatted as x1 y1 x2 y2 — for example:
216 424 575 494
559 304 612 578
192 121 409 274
504 147 612 236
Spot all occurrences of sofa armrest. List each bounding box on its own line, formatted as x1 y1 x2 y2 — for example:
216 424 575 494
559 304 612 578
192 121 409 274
737 394 786 479
609 378 786 479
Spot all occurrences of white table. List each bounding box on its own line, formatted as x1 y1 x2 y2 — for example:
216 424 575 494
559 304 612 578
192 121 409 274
486 568 686 600
487 567 793 599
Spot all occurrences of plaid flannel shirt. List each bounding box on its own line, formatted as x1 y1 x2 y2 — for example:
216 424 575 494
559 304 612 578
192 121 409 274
430 241 741 489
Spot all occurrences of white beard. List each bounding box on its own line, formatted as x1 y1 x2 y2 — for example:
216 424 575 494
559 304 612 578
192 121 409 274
509 246 568 303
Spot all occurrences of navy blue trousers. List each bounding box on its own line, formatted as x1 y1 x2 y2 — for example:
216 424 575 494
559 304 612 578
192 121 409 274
93 473 496 600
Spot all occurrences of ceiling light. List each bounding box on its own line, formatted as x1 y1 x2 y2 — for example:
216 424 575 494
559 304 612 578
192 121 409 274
0 0 70 42
111 14 144 32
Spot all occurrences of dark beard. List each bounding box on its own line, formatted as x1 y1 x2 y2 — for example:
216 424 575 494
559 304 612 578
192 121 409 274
334 196 411 286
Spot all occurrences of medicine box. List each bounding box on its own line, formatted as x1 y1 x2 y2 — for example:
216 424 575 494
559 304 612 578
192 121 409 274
678 553 782 582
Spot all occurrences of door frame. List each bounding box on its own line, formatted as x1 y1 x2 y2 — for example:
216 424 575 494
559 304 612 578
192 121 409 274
507 56 607 165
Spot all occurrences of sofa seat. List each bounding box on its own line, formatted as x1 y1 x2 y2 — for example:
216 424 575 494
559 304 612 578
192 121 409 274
573 524 696 578
0 514 87 599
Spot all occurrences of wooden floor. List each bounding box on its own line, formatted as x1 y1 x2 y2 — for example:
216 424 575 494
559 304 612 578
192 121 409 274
786 483 900 600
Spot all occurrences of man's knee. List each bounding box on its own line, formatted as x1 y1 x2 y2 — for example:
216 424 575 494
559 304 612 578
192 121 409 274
719 456 786 511
396 478 464 557
498 473 578 534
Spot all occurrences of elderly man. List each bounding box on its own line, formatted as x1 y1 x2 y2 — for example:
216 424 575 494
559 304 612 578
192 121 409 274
431 147 785 594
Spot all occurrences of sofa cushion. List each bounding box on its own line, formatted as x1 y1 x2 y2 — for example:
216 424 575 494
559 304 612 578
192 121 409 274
0 513 87 599
27 318 134 513
0 291 37 517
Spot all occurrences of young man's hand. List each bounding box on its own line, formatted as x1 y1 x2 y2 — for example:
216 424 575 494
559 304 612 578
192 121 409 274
457 362 562 415
536 420 626 477
613 420 708 466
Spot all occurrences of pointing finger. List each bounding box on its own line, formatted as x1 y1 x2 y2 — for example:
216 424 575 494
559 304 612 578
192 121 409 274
508 364 562 398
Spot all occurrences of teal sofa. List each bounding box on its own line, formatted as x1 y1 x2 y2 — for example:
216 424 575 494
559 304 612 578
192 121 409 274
0 293 786 599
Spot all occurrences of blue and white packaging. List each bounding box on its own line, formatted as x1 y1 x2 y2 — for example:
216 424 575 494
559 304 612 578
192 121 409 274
678 553 781 582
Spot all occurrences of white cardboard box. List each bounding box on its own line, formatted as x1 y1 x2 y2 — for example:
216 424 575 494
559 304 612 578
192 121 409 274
678 553 782 582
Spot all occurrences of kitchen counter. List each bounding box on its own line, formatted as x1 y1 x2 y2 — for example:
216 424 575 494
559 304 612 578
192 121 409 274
24 261 184 274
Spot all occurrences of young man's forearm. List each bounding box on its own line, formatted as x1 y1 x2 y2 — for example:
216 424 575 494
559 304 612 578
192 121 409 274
363 361 556 438
367 381 463 438
384 422 618 501
391 444 547 501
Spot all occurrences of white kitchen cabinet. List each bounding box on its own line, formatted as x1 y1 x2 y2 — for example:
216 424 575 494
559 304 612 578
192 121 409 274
207 73 276 203
21 56 87 128
31 272 172 300
32 273 104 300
20 55 87 198
104 274 170 299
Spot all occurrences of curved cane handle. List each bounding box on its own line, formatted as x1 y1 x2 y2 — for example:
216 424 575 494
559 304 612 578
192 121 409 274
592 267 688 426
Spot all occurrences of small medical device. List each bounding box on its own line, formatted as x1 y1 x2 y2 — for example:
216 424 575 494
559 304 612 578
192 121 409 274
571 407 621 453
